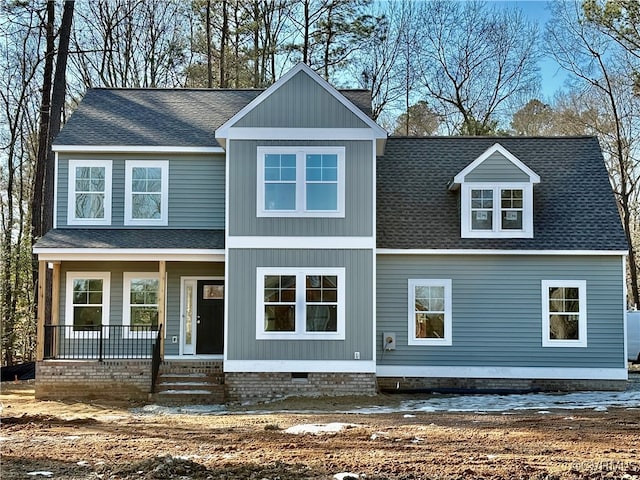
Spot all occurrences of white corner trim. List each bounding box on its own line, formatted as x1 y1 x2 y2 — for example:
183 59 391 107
375 365 628 380
229 236 375 249
53 153 59 228
452 143 541 187
376 249 629 256
53 145 224 154
224 360 376 373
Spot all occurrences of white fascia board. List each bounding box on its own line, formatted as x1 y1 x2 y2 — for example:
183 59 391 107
376 249 629 256
451 142 541 188
33 249 225 262
215 62 387 141
224 360 376 373
52 145 224 154
376 365 628 381
229 236 375 249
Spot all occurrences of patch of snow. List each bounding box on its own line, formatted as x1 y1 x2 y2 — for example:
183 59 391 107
334 473 360 480
132 404 227 416
284 423 357 435
76 461 89 467
27 472 53 477
63 435 80 440
403 414 416 418
537 411 551 414
0 437 11 441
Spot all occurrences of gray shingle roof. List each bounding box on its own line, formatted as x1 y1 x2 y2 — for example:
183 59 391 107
377 136 628 251
34 229 224 250
54 88 372 147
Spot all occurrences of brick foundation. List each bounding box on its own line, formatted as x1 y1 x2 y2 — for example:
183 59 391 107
225 372 377 403
376 376 628 393
36 360 151 401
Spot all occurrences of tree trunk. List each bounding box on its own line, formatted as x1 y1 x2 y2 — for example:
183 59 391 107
206 0 213 88
220 0 228 88
32 0 55 242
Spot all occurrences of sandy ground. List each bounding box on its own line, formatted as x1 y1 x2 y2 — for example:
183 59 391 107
1 381 640 479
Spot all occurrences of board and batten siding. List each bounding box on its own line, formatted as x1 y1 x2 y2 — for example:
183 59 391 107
376 255 625 369
234 70 368 129
226 249 374 362
56 153 225 229
228 139 373 237
58 261 224 357
463 152 532 182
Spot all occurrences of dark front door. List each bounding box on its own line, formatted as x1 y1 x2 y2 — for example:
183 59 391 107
196 280 224 354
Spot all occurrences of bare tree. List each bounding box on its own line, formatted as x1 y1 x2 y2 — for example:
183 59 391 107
0 2 46 364
546 0 640 307
413 0 540 135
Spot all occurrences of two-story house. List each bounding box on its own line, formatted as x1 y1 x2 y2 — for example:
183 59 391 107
33 63 629 402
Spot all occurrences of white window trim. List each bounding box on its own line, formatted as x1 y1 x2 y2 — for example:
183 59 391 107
64 272 111 339
407 279 453 346
256 267 346 340
124 160 169 226
122 272 161 339
256 146 345 218
541 280 587 348
461 183 534 238
67 160 112 226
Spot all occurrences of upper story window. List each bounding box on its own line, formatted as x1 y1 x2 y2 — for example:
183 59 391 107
256 267 345 340
257 147 345 217
541 280 587 348
67 160 112 226
463 184 532 237
124 160 169 226
451 143 540 239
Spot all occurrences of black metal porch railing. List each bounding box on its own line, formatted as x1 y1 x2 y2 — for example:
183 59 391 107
150 324 163 393
43 324 158 360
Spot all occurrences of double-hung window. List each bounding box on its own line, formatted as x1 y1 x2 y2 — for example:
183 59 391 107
65 272 110 338
123 273 160 338
257 147 345 217
67 160 112 225
256 267 345 339
125 161 169 225
407 279 452 346
461 183 533 238
541 280 587 347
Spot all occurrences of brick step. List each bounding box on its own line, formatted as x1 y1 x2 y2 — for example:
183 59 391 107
152 388 225 405
158 373 224 384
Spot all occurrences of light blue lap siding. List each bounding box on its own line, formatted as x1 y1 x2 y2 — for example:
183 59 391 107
234 70 368 128
228 140 373 236
57 153 225 228
464 152 532 182
376 255 625 369
227 249 374 362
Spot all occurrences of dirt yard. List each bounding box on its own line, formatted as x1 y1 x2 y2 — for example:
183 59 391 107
1 382 640 480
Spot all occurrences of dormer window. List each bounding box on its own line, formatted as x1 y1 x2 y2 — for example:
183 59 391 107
450 143 540 239
465 184 531 236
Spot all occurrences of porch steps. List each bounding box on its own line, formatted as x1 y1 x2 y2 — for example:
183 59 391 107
152 362 225 405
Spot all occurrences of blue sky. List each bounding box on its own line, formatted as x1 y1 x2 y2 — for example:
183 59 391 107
494 0 570 100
